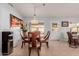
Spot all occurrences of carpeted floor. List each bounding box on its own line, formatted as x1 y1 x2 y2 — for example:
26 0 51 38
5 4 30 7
10 40 79 56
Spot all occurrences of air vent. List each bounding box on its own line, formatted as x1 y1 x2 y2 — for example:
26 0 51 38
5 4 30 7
8 3 14 7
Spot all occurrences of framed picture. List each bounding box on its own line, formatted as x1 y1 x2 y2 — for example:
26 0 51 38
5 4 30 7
10 14 23 28
52 23 58 31
52 23 57 28
61 21 69 27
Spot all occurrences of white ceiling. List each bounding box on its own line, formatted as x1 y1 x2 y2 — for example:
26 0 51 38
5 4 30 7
12 3 79 18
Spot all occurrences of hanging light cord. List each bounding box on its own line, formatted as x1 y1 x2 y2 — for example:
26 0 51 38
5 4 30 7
34 6 37 20
34 6 36 16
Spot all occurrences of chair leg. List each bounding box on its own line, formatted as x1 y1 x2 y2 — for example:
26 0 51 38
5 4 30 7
21 41 24 48
74 39 78 48
39 47 41 50
68 40 72 47
24 42 25 45
37 48 40 56
39 43 41 50
46 42 49 48
29 47 31 56
69 44 71 47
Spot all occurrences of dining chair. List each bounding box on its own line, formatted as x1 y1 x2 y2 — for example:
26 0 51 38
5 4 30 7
28 32 41 56
67 32 78 48
40 31 50 48
67 32 72 47
20 31 29 48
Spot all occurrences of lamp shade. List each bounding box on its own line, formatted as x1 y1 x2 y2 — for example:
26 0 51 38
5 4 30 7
31 19 39 24
77 23 79 26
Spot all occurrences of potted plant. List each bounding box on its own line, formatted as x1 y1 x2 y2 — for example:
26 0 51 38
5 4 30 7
22 28 27 32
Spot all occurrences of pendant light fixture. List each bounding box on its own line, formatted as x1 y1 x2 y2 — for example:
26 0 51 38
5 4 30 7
31 5 38 24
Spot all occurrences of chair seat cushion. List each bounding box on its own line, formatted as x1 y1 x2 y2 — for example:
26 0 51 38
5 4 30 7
29 43 40 48
41 38 45 41
41 39 48 42
72 34 77 37
72 36 78 39
25 38 29 40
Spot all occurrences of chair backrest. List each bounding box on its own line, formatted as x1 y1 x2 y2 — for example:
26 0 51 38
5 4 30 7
35 31 40 42
28 32 39 47
20 30 28 41
44 31 50 40
44 31 49 39
67 32 73 40
28 32 32 41
20 30 24 40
